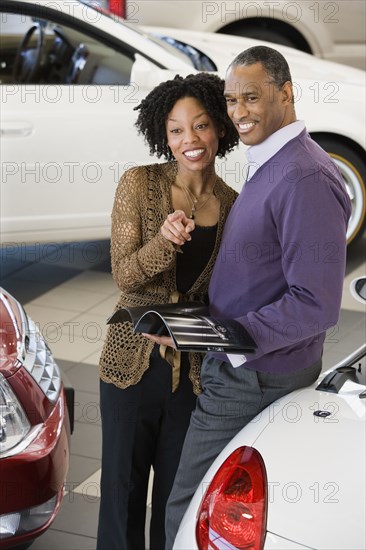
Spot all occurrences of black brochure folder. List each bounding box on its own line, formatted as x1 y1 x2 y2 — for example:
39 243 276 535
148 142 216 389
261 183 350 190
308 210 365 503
107 302 257 353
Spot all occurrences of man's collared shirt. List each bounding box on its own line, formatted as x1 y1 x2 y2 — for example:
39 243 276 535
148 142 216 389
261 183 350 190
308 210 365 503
246 120 305 181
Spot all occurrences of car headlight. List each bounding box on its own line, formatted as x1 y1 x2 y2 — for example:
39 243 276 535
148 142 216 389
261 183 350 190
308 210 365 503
0 373 31 455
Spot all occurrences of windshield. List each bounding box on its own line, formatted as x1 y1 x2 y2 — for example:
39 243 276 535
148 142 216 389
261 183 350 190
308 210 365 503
78 0 213 69
153 34 216 71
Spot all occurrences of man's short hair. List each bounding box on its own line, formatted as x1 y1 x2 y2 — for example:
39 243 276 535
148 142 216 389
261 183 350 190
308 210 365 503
229 45 292 89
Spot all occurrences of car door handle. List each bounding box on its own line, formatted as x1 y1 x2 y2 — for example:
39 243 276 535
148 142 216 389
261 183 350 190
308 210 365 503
1 121 33 137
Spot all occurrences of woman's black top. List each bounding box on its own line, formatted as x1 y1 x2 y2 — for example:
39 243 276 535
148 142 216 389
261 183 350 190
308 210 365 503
176 224 218 295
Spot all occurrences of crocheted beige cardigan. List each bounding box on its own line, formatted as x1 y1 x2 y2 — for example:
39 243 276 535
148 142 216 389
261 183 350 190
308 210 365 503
99 161 238 395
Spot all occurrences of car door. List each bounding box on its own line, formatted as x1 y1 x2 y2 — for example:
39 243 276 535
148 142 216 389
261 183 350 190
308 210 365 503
0 4 153 243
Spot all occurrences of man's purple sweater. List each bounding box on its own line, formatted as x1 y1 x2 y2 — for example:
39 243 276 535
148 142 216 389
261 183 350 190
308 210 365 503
209 129 352 373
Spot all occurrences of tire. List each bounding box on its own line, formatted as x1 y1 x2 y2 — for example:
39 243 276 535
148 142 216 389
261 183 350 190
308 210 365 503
218 18 312 52
230 25 296 48
312 137 366 245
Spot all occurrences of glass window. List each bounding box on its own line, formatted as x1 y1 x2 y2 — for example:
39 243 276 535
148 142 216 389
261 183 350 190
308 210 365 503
0 9 134 85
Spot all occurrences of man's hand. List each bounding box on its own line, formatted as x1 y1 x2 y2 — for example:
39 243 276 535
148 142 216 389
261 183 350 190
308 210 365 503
161 210 195 246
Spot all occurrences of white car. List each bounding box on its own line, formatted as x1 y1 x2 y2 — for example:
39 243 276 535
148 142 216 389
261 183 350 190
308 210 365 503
174 277 366 550
112 0 366 71
1 0 365 244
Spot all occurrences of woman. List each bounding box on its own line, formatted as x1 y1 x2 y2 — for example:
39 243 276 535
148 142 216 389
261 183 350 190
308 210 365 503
97 73 238 550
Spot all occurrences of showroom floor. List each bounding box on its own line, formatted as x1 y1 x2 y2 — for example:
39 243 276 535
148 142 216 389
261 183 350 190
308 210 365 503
1 236 365 550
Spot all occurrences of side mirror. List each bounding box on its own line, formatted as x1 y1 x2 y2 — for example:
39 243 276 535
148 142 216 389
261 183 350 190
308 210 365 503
350 277 366 304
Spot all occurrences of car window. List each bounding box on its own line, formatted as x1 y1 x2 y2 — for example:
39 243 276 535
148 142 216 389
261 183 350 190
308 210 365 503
0 10 134 85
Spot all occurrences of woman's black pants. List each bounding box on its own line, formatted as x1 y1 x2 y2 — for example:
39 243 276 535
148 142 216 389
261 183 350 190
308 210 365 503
96 349 196 550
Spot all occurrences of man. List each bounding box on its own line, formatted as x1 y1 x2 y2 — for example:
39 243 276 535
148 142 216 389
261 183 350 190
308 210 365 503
157 45 352 548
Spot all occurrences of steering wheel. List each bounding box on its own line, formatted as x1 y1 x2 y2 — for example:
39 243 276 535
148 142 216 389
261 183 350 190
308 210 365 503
12 23 44 83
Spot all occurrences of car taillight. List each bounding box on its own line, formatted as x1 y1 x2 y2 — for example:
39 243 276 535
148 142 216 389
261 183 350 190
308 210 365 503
108 0 125 18
196 446 267 550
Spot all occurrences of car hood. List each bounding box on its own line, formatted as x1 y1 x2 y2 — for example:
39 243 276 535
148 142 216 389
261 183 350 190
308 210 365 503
255 378 366 549
177 351 366 550
143 25 366 86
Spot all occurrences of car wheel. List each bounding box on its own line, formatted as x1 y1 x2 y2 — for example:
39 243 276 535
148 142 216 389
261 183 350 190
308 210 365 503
231 25 296 47
218 19 310 50
312 136 366 245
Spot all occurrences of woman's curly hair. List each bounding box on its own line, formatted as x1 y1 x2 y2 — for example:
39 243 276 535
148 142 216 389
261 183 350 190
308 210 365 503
134 73 238 160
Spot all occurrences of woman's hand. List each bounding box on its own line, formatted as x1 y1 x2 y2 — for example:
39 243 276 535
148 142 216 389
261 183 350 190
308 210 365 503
161 210 195 246
142 333 176 348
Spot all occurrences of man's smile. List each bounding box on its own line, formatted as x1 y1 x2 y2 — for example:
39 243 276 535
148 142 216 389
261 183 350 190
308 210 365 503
237 121 257 133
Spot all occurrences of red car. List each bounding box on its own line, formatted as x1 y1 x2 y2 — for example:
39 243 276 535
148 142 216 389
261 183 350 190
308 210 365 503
0 288 74 549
